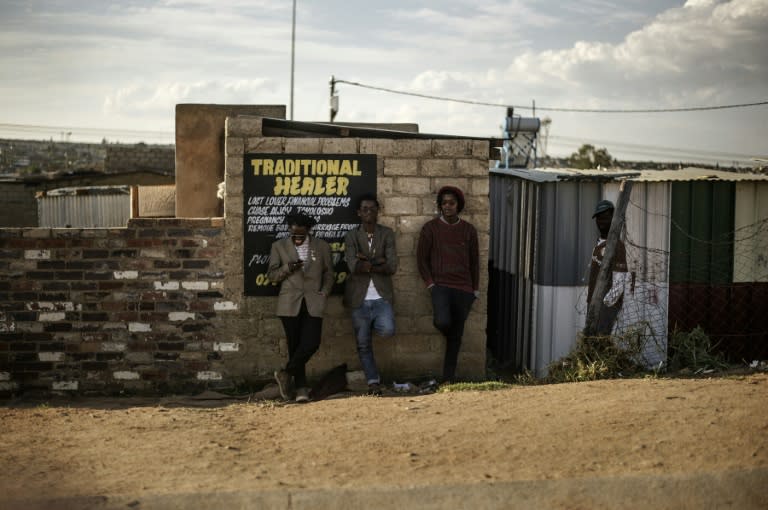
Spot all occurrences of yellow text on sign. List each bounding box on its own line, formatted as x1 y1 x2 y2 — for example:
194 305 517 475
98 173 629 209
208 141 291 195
273 176 349 196
252 159 362 177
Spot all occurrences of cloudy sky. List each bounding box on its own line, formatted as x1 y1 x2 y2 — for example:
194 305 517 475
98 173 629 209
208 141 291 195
1 0 766 166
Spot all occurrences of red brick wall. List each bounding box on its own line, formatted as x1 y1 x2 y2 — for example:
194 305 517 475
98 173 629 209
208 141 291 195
0 218 236 396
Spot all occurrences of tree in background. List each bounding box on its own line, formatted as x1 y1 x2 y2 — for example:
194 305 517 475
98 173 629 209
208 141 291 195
569 144 614 169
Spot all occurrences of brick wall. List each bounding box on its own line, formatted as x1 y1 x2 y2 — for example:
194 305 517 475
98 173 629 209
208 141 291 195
0 219 238 395
0 120 491 396
105 144 175 174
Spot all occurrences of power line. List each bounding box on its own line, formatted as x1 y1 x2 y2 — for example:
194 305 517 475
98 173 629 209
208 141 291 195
0 122 173 138
546 140 756 165
548 134 756 160
333 78 768 113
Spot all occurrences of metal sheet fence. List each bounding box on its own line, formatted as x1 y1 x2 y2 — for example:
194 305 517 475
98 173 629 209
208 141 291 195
488 170 767 375
37 188 130 228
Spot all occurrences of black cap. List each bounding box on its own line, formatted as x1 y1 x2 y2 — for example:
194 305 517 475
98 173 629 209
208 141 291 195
592 199 614 218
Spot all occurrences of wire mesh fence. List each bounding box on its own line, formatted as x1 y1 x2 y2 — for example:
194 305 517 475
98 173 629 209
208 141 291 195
578 213 768 367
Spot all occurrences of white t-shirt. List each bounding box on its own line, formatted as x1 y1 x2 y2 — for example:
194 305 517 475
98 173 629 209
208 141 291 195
364 235 382 300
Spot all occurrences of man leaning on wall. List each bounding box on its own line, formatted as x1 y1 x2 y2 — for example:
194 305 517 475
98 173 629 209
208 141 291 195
417 186 480 383
343 193 397 396
268 213 334 403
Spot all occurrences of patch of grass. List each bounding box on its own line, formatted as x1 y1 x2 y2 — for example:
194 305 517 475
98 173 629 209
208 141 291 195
545 328 650 384
542 326 734 384
437 381 514 393
668 326 729 373
509 369 541 386
490 326 747 387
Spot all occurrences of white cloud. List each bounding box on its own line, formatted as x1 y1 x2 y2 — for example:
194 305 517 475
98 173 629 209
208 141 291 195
392 1 559 32
684 0 718 7
1 0 764 163
103 79 278 116
502 0 768 106
410 71 473 92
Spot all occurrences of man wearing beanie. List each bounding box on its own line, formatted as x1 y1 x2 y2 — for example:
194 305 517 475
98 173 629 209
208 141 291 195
587 199 629 335
417 186 479 383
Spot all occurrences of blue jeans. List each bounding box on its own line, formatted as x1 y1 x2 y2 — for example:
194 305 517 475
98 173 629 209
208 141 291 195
351 299 395 384
431 285 476 381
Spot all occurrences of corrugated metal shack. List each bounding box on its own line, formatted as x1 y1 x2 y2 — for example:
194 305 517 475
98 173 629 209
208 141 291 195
488 167 768 376
37 186 131 228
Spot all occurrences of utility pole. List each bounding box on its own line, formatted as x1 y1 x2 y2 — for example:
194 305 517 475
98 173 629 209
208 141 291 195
583 179 633 336
289 0 296 120
329 76 339 122
532 100 536 165
541 117 552 158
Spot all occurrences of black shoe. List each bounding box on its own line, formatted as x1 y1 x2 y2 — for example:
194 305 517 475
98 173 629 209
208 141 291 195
274 370 295 401
295 387 310 403
367 383 383 396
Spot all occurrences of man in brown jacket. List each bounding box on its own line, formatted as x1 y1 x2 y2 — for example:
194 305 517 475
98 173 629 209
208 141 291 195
268 213 334 402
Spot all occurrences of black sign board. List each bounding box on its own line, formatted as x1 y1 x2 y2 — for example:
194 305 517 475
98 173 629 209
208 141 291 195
243 153 377 296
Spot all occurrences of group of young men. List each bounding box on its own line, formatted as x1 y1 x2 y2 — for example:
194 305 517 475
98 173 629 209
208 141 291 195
267 186 480 402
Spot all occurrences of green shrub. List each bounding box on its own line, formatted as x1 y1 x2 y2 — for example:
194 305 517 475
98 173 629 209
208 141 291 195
546 329 649 383
667 326 729 373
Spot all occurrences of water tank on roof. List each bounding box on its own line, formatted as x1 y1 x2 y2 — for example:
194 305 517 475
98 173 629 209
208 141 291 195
495 108 541 169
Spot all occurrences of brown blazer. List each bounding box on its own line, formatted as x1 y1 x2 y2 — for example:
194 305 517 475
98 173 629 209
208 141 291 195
267 236 334 317
343 224 397 308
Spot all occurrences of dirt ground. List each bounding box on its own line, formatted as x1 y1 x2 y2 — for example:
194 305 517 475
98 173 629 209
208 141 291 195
2 373 768 509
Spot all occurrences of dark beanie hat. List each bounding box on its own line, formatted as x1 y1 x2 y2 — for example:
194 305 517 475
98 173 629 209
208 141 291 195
437 186 466 213
592 199 615 218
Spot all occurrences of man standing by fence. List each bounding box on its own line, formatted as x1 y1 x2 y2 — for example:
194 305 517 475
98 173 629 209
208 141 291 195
587 199 629 336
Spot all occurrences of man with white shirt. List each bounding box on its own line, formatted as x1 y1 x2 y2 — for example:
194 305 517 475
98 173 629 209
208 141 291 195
268 213 334 402
343 194 397 395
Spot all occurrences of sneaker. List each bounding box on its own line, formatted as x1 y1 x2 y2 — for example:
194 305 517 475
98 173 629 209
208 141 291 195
367 383 383 396
274 370 295 401
419 379 439 394
295 387 310 403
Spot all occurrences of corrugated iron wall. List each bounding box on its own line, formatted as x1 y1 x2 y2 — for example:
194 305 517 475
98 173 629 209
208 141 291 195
734 182 768 283
530 181 602 375
490 174 674 375
488 173 537 371
670 181 735 284
535 181 599 286
488 174 602 373
668 180 767 361
38 192 130 228
490 171 768 374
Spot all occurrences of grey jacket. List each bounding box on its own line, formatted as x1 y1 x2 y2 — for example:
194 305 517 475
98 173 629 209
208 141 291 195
267 236 334 317
343 224 397 308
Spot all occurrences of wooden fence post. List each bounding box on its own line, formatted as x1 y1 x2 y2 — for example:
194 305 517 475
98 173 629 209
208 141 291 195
583 179 633 336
